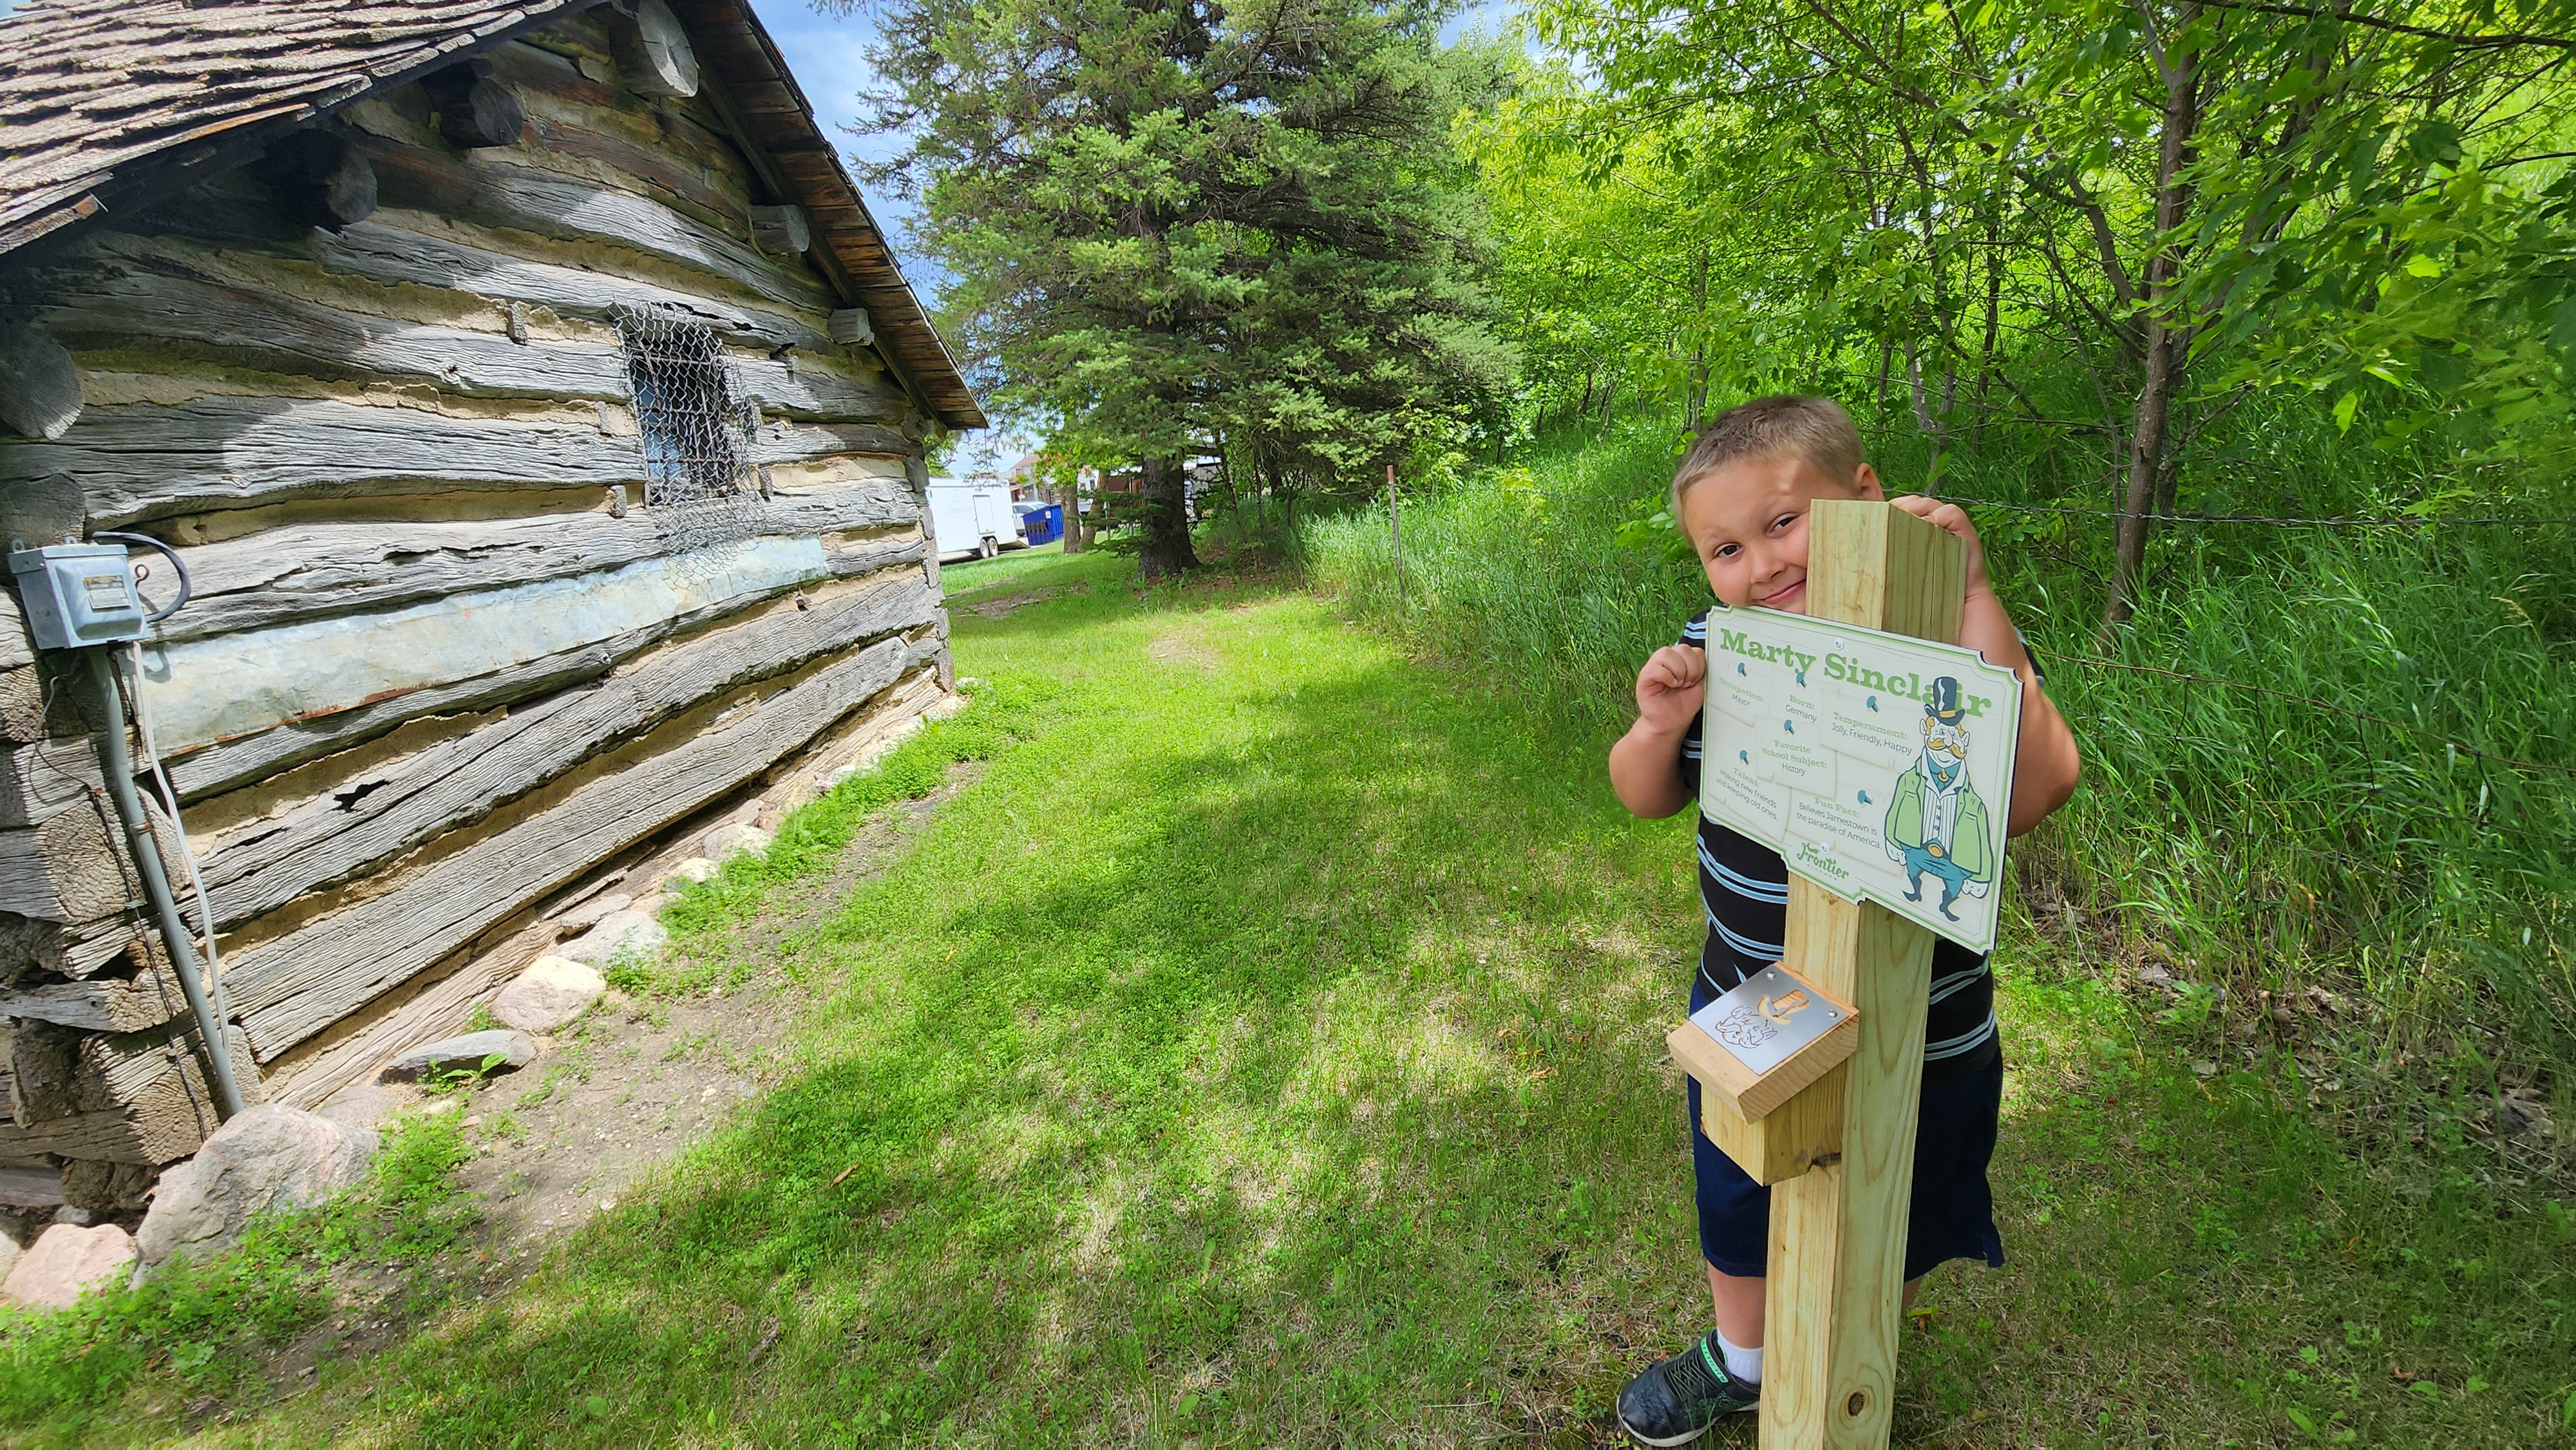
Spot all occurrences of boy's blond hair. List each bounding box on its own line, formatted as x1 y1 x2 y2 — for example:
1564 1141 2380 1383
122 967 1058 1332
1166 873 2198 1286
1671 395 1866 518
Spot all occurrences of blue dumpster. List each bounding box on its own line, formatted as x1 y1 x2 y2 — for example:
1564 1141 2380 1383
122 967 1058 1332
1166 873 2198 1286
1017 503 1063 546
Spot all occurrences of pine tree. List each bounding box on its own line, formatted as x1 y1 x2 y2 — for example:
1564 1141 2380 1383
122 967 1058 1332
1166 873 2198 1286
852 0 1513 576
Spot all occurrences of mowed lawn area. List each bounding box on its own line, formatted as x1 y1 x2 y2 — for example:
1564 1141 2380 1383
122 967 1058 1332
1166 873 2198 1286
32 547 2566 1447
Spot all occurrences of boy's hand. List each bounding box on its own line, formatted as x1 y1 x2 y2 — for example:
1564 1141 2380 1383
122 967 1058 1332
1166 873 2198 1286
1889 495 1989 595
1635 644 1707 736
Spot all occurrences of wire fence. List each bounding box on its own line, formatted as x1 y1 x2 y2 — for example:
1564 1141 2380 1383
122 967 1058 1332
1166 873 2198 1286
1941 494 2576 529
2023 644 2576 779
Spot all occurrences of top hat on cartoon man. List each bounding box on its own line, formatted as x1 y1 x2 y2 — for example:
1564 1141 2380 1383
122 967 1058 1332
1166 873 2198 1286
1924 675 1968 726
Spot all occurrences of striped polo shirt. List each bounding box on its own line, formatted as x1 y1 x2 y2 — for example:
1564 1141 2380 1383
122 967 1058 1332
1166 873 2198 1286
1675 612 2001 1079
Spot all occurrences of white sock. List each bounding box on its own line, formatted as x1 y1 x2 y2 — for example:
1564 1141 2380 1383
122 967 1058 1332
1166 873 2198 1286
1716 1331 1763 1385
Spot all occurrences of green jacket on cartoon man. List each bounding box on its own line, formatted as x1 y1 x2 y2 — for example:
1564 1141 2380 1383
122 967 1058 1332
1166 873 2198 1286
1881 676 1998 922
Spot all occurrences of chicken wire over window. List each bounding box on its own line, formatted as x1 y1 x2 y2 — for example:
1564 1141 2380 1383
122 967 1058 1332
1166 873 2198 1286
614 306 765 560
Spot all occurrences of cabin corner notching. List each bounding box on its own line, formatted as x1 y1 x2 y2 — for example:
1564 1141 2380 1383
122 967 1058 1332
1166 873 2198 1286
0 0 985 1213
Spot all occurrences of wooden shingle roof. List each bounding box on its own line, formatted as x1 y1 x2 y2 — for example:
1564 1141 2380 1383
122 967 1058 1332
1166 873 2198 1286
0 0 984 430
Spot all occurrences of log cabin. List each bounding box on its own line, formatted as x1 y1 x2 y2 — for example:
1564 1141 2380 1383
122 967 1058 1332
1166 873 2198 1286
0 0 985 1214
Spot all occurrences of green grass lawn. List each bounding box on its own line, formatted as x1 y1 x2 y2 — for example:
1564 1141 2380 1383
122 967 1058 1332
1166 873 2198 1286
10 548 2570 1446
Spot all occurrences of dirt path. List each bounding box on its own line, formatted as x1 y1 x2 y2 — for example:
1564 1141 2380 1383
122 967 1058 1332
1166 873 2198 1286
255 771 973 1395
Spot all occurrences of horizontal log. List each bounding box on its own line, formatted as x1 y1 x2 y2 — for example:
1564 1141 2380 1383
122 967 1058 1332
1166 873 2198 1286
0 734 98 828
146 478 914 643
1 1022 259 1165
1 591 33 673
517 110 744 227
0 322 83 442
140 532 838 755
825 532 930 579
0 959 182 1033
310 219 829 351
229 640 942 1059
164 642 609 803
0 910 146 985
0 395 914 526
200 572 938 927
0 789 198 927
41 268 904 422
605 0 701 99
358 137 823 312
0 668 39 742
157 536 931 802
0 800 130 922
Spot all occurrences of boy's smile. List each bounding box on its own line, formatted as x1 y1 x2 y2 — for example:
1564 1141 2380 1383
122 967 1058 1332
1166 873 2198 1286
1676 452 1884 614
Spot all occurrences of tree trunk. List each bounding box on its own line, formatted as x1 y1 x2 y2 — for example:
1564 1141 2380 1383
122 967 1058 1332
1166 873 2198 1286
2102 10 2201 634
1139 455 1198 579
1906 343 1947 494
1059 473 1088 554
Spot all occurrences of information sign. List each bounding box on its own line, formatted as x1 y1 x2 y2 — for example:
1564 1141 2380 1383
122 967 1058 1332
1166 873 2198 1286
1698 608 2022 954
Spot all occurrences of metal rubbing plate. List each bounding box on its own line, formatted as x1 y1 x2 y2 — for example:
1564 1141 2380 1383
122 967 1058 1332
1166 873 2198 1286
1689 964 1845 1077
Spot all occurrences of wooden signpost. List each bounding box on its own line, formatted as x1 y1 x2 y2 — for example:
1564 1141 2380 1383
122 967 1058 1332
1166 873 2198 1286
1678 500 1970 1448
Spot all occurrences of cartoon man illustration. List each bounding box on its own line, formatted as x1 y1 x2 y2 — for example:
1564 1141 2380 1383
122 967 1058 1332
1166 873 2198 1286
1882 677 1998 921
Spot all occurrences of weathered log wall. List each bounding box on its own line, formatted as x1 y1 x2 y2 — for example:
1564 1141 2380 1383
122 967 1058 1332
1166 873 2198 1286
0 10 958 1185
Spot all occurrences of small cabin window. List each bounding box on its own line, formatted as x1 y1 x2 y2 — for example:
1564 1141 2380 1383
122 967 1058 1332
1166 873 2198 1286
614 309 753 509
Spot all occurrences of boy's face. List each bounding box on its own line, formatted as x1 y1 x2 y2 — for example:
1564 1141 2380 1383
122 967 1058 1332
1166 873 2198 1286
1678 452 1883 613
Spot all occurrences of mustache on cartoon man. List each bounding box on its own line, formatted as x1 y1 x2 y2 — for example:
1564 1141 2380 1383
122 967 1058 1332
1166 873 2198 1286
1880 677 1999 921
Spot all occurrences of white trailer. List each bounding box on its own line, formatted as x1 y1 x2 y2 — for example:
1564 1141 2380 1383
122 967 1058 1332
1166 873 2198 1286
925 476 1019 561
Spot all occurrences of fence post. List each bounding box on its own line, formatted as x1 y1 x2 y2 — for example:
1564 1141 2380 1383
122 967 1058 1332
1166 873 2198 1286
1759 500 1965 1449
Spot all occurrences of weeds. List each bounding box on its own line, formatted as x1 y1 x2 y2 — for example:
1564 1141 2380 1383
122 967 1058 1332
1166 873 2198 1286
1302 411 2576 1091
0 1110 473 1436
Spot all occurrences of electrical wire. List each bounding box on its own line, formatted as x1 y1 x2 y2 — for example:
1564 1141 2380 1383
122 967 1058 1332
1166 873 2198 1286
1940 496 2576 529
117 644 233 1022
90 530 191 620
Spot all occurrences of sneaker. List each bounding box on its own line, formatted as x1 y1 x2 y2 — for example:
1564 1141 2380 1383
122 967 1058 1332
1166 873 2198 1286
1615 1331 1759 1446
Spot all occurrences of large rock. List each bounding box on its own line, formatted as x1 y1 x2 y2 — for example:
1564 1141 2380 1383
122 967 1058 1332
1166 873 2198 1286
133 1106 377 1272
554 909 668 966
1 1223 135 1310
379 1029 538 1084
490 956 606 1033
702 822 773 861
668 856 718 884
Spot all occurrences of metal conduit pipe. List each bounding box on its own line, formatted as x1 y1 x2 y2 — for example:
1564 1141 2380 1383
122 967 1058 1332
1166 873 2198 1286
80 647 246 1120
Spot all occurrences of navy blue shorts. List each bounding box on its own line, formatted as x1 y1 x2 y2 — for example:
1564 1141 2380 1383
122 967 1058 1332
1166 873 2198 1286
1686 979 2006 1280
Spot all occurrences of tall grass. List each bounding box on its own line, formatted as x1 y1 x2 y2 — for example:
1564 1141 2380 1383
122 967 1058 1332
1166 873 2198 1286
1302 412 2576 1075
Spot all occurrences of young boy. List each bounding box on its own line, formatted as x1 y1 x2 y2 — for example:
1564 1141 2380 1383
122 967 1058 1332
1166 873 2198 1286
1606 395 2081 1445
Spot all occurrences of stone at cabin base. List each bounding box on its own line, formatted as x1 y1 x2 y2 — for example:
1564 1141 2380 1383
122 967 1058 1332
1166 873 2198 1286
701 822 773 861
1 1223 135 1310
669 856 717 884
379 1029 538 1084
490 956 607 1033
554 910 668 966
133 1106 379 1272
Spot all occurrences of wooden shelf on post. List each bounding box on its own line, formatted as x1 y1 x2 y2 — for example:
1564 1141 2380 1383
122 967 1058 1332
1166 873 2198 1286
1760 499 1965 1449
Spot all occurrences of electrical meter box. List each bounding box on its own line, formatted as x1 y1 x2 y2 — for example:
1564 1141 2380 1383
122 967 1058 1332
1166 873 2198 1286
8 542 147 650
